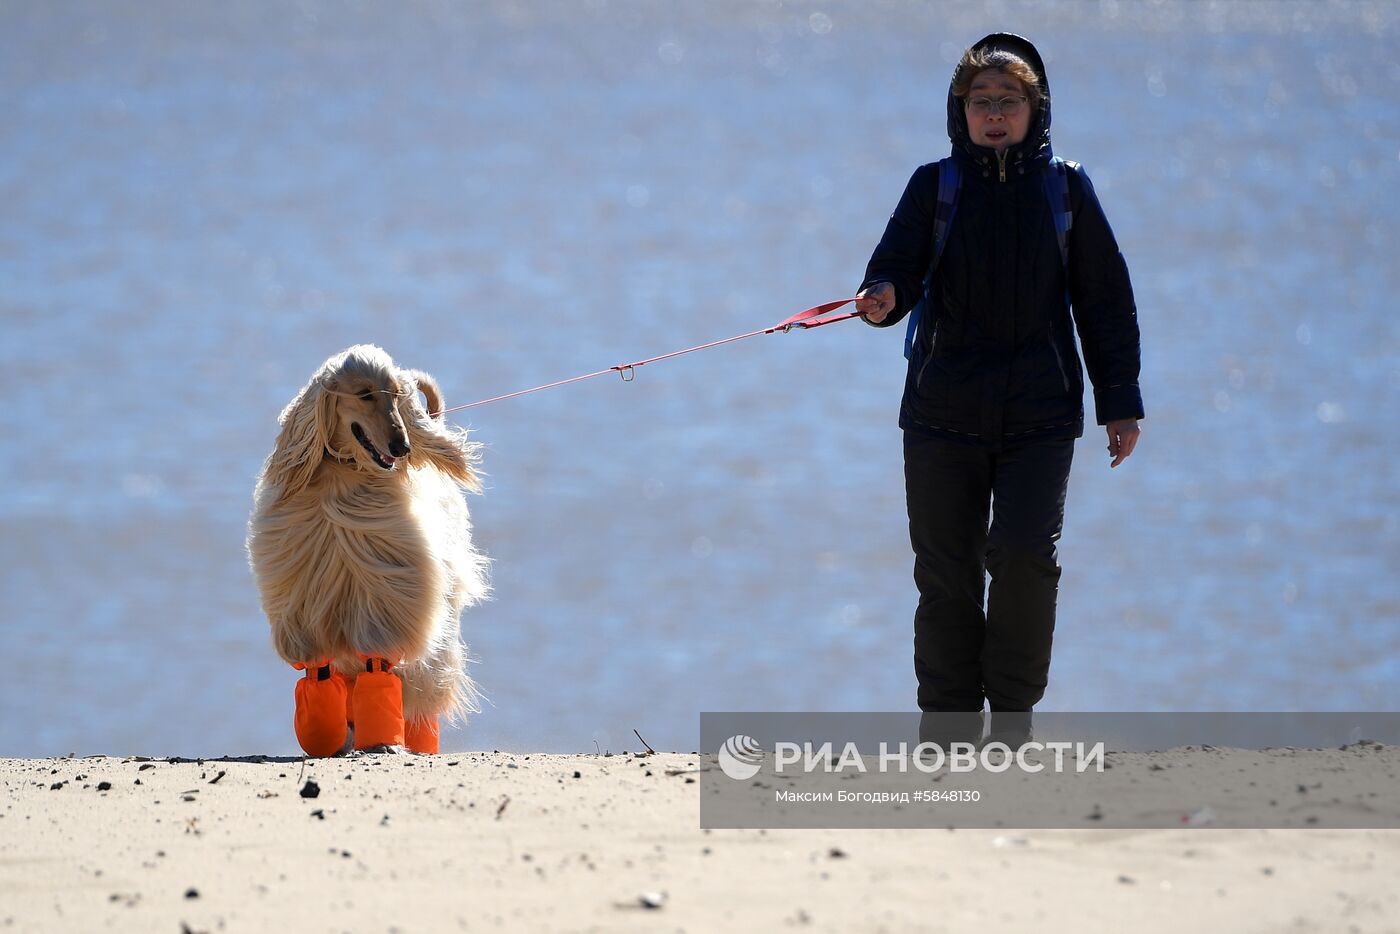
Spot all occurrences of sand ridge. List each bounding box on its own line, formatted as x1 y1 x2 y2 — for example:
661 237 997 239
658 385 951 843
2 750 1399 932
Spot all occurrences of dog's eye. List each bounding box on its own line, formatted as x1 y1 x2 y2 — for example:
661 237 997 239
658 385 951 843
358 391 376 401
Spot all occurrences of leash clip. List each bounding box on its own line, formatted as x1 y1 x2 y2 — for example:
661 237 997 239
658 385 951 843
617 365 635 382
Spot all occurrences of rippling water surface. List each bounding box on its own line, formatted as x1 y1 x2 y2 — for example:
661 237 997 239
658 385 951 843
2 1 1397 755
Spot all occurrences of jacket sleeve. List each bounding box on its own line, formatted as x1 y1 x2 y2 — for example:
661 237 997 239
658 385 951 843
858 163 936 329
1067 165 1145 424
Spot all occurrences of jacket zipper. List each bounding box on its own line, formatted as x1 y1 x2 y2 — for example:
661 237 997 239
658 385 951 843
915 321 940 388
1050 327 1071 392
996 150 1008 182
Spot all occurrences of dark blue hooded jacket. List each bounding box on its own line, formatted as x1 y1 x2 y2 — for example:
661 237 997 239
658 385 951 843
860 33 1144 445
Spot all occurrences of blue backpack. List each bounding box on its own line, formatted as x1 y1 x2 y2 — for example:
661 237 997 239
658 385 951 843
903 156 1076 360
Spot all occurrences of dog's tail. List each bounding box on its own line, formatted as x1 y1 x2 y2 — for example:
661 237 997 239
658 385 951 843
397 639 485 727
406 369 445 420
445 644 485 725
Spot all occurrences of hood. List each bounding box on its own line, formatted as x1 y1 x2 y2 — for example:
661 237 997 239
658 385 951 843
946 32 1053 170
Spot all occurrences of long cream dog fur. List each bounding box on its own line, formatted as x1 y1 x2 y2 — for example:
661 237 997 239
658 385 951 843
247 344 488 730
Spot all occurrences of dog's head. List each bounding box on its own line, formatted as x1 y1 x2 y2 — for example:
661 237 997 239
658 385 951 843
320 345 417 473
258 344 481 504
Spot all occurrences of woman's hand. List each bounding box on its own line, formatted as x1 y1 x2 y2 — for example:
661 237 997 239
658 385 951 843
856 282 896 324
1106 418 1140 468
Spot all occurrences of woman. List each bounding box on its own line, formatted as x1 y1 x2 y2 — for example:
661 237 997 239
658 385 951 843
855 34 1143 745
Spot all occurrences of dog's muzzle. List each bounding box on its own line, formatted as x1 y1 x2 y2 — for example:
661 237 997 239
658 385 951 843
351 423 398 471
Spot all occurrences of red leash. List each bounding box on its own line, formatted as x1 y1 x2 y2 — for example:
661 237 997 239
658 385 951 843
437 298 865 415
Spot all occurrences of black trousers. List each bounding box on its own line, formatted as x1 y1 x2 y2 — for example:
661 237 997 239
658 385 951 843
903 430 1075 713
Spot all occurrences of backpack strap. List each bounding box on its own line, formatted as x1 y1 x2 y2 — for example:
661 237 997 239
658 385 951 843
1042 156 1075 271
903 157 962 360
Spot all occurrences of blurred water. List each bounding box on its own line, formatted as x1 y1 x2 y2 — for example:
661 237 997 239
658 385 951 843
2 1 1397 756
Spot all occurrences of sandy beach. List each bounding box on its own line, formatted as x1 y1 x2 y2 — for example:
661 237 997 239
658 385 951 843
4 5 1397 930
3 749 1399 933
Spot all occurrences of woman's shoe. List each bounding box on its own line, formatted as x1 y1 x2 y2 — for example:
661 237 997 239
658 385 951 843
981 711 1034 749
918 711 985 749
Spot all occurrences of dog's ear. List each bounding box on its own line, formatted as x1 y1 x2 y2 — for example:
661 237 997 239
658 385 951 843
401 372 482 492
258 379 335 504
403 369 444 420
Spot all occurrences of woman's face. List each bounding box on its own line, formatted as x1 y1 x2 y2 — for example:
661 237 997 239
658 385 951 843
965 68 1032 154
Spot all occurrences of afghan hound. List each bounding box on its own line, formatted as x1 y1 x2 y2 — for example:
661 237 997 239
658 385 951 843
247 344 488 756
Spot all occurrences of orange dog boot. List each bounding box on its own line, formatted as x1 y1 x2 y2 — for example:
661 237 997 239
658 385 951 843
352 657 405 749
293 662 349 758
405 715 440 755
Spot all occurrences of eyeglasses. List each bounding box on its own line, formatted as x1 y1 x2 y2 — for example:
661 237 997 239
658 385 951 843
966 95 1029 117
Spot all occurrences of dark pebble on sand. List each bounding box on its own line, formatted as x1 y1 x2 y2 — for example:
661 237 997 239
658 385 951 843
97 781 112 791
184 888 199 899
310 809 325 820
139 764 156 771
573 771 582 778
300 780 321 799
